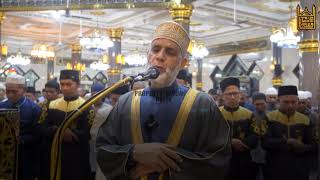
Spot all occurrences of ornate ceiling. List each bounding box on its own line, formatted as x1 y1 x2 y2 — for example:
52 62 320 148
0 0 298 61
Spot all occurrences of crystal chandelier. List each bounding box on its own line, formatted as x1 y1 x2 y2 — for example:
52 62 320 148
30 44 55 59
270 26 300 48
90 61 110 71
7 50 31 65
125 50 147 66
79 29 114 52
270 8 300 49
188 40 209 59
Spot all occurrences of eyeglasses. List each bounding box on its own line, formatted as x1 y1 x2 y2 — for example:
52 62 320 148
223 92 240 97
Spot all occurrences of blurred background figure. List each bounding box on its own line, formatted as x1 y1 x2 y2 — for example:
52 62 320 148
176 69 192 88
132 81 146 91
25 86 38 103
78 87 89 97
0 82 6 102
265 87 278 112
89 82 112 180
239 90 255 112
109 84 130 106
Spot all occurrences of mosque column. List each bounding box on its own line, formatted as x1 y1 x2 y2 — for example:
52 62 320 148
196 58 203 91
271 43 283 88
298 0 319 108
47 59 54 81
0 12 6 59
170 4 197 88
70 43 82 69
169 4 193 34
107 28 123 86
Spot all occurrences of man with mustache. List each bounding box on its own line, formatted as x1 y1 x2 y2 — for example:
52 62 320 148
264 85 315 180
96 21 231 180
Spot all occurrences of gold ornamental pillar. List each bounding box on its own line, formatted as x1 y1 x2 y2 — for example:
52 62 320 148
0 12 6 59
107 28 124 86
297 0 319 109
71 43 82 68
169 4 193 34
271 42 283 88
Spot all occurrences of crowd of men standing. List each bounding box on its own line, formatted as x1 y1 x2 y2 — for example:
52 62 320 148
0 70 318 180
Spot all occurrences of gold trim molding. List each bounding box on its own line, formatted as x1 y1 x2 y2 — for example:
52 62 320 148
196 82 203 88
169 4 193 22
272 77 283 86
0 12 5 23
70 43 82 53
107 68 122 75
208 37 271 57
107 28 124 39
298 39 318 53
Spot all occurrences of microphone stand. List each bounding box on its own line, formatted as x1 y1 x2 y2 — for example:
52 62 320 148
50 75 142 180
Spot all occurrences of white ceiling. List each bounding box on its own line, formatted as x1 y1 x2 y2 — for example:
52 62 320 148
1 0 298 61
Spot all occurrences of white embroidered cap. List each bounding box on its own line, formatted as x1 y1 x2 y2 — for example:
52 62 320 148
5 74 25 85
265 87 278 95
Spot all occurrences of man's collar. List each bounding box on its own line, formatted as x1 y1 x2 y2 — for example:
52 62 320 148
224 106 240 112
64 95 79 102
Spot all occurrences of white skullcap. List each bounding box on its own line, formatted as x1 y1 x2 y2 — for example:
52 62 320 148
265 87 278 95
5 74 25 85
298 91 308 100
0 83 5 90
305 91 312 98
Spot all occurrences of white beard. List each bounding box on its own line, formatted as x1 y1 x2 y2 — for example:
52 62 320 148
148 64 181 88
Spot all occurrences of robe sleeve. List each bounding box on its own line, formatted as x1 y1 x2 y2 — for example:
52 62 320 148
263 121 288 151
96 94 134 180
243 114 259 148
172 94 231 180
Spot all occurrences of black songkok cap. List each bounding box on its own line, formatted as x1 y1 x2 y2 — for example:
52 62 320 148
60 70 80 84
252 92 266 102
220 77 240 92
45 80 60 91
278 85 298 96
26 86 36 93
111 85 130 95
177 69 188 80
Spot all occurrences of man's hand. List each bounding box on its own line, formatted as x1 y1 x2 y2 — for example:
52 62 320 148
63 128 79 143
232 138 249 152
129 164 158 179
287 138 305 153
133 143 182 173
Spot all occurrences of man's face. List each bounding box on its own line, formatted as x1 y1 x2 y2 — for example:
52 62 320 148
25 92 36 102
0 89 5 100
266 95 278 105
279 95 298 116
91 91 103 106
239 92 248 105
147 38 187 88
223 85 240 109
60 79 79 97
253 99 267 113
45 87 59 101
5 83 25 103
297 99 309 112
176 79 188 86
109 94 121 106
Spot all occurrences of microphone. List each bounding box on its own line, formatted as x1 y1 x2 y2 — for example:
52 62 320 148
133 67 160 81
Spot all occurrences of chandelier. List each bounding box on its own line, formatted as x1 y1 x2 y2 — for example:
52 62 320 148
270 14 300 48
79 29 114 52
125 50 147 66
7 50 31 65
90 61 110 71
31 44 55 59
188 40 209 59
